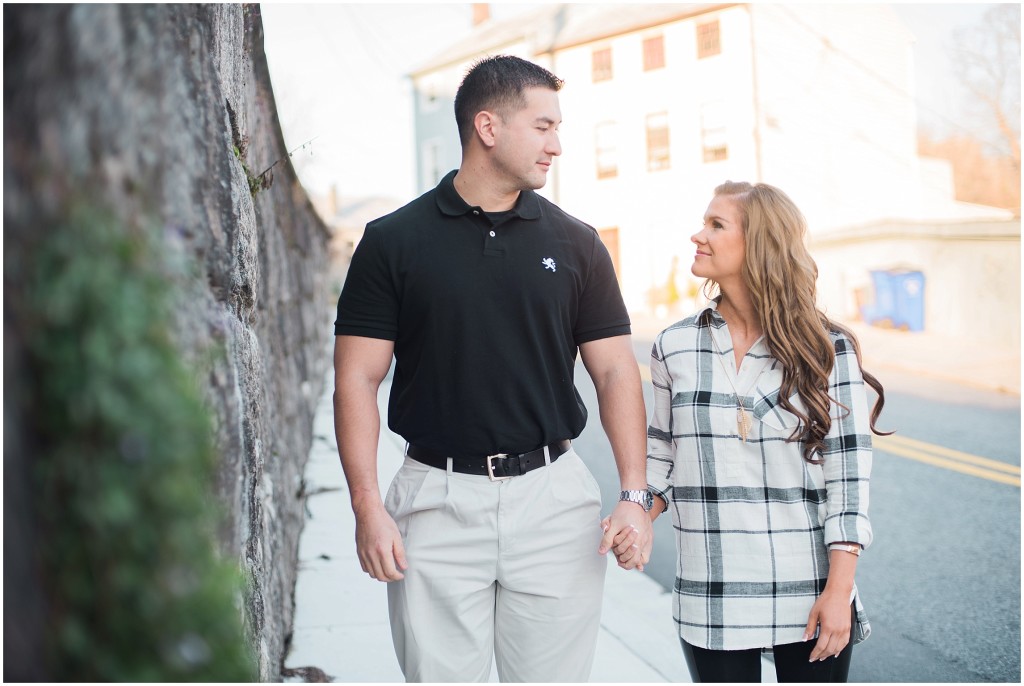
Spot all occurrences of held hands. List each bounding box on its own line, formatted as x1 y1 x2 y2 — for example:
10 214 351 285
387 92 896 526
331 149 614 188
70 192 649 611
803 588 853 661
598 501 653 572
354 503 408 582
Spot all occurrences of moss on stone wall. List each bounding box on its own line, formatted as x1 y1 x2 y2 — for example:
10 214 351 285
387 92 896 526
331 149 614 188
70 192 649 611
4 5 330 678
8 205 255 681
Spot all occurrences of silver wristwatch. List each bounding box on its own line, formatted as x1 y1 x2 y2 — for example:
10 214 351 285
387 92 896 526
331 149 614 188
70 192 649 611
619 489 653 512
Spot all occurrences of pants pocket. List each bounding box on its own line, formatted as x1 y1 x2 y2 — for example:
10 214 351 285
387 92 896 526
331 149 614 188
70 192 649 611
550 450 602 509
384 457 449 536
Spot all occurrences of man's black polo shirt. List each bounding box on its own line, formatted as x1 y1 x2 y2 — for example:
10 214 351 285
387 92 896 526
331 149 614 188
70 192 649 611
334 170 631 458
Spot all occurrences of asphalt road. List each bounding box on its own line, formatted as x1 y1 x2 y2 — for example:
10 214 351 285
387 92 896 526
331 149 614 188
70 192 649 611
573 342 1021 683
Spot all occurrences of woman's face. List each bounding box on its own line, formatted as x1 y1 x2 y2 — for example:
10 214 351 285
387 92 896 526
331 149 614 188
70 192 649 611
690 194 746 285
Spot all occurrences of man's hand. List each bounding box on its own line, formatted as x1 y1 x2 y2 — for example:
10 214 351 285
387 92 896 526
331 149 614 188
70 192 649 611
334 335 402 582
579 335 651 572
354 502 408 582
598 501 653 572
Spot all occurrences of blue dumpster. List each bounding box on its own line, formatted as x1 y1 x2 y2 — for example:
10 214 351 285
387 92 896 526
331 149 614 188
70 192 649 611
861 269 925 331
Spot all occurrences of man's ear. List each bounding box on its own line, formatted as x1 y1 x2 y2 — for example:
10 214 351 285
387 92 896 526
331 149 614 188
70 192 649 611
474 110 499 148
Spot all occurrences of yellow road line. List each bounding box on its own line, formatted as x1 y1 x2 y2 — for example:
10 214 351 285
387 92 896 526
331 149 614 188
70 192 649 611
875 437 1020 488
878 434 1020 475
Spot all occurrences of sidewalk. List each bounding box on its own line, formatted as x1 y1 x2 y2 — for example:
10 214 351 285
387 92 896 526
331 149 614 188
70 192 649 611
284 367 707 683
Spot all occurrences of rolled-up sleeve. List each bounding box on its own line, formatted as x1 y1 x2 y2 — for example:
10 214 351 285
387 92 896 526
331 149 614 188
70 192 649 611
646 336 675 507
821 333 873 549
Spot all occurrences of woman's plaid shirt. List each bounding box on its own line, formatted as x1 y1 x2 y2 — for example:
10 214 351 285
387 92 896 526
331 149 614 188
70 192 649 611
646 301 873 650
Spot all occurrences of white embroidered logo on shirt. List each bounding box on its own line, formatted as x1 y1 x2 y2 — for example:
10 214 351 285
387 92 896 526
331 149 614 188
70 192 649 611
542 257 557 272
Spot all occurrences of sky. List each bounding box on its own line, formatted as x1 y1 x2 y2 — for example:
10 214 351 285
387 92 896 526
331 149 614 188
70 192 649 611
260 2 1006 204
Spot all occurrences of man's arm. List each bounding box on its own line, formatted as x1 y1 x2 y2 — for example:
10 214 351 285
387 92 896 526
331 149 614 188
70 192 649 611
333 334 407 582
579 334 653 571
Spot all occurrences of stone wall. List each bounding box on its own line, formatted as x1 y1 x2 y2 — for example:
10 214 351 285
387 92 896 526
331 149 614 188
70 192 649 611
3 4 330 679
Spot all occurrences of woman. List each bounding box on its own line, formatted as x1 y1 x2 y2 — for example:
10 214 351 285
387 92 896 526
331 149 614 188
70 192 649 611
637 181 888 682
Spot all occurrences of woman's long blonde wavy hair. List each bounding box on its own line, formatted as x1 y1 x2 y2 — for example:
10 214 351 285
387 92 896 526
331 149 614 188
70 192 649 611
708 181 890 462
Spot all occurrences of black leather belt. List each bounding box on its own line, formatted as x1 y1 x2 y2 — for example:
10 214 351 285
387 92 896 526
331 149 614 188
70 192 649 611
407 440 571 481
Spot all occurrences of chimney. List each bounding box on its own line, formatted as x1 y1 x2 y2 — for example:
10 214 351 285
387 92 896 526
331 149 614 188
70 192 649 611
472 3 490 27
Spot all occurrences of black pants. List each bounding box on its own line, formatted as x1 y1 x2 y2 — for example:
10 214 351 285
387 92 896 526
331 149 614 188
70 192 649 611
680 606 856 683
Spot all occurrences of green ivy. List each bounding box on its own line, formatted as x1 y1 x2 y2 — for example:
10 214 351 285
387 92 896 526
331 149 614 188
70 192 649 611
13 206 255 681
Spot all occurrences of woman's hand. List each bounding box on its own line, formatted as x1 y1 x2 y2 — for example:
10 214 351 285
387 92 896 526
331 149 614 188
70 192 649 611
803 588 852 661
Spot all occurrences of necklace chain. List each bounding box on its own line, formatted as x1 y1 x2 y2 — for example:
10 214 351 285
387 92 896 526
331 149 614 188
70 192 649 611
708 323 768 442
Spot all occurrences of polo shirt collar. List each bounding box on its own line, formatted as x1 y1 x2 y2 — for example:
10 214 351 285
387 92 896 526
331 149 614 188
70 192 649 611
435 169 542 220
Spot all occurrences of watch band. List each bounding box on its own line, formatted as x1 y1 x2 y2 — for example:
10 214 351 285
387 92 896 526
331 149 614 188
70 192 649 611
829 543 862 556
619 489 653 512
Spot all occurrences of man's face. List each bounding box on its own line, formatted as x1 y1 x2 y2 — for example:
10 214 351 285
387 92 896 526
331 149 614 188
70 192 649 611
491 87 562 191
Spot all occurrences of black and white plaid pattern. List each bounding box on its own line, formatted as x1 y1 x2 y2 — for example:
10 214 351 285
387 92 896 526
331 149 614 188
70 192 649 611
647 301 873 650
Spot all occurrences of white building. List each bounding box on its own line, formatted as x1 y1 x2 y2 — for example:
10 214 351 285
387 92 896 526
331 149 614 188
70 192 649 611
409 3 1017 345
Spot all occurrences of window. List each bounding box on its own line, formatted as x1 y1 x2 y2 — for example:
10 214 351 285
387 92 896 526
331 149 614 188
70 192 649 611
696 20 721 59
700 102 728 162
643 35 665 71
594 122 618 179
598 227 622 281
592 47 612 82
646 112 671 172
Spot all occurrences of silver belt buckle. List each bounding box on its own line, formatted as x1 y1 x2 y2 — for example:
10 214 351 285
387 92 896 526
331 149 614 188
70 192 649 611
486 453 512 482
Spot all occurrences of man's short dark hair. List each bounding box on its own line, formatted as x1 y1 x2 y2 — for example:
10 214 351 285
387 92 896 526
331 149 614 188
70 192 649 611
453 55 564 146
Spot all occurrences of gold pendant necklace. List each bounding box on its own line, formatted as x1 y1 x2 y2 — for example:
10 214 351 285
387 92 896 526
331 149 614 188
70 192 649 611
709 325 768 442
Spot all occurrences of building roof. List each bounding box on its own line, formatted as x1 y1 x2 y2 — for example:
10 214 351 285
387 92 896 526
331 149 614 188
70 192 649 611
408 4 557 77
409 3 737 77
808 215 1020 248
541 3 736 52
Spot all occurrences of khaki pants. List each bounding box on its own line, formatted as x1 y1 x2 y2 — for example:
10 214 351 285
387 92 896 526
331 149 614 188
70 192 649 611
385 447 607 682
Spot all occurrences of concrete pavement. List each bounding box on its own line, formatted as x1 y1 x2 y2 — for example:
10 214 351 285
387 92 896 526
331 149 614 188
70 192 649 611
284 312 1018 682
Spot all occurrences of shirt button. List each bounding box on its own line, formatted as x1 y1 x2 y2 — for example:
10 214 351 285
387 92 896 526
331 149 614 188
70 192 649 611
472 210 480 215
489 231 496 237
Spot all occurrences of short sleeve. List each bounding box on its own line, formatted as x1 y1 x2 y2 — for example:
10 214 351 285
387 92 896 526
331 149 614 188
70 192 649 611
573 232 631 345
333 224 399 340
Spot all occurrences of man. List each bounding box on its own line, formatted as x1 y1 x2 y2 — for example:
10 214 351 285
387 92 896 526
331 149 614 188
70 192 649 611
333 55 652 683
